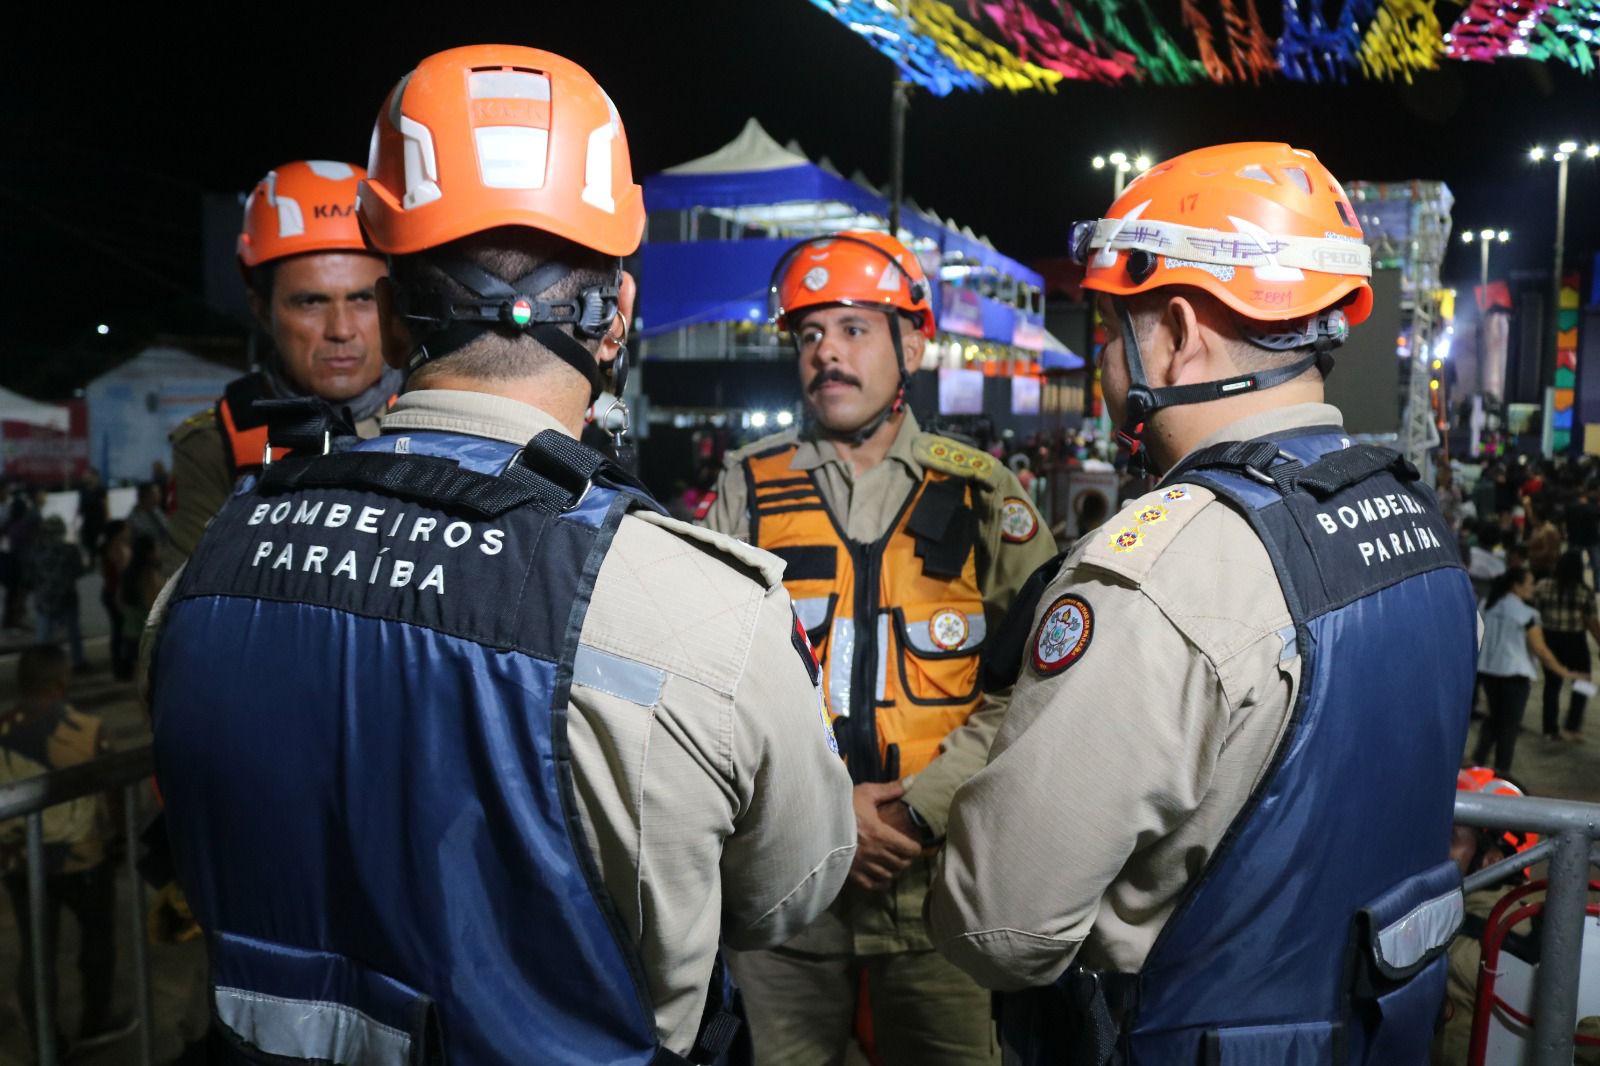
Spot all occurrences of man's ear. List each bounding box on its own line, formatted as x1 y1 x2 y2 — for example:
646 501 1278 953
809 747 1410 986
247 286 270 335
900 320 927 375
374 276 413 371
1152 294 1206 387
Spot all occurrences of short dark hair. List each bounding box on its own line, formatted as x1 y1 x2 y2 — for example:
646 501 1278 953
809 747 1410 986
389 227 613 388
1120 286 1326 381
17 644 69 699
245 260 280 302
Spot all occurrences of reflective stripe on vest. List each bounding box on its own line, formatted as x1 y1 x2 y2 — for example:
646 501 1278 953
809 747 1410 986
1002 431 1477 1066
152 431 686 1066
744 444 984 783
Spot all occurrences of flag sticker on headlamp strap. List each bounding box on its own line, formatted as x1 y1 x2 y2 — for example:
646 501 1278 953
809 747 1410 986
1033 594 1094 676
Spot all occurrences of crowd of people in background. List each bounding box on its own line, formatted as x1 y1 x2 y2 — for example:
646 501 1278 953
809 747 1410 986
1442 453 1600 776
0 465 176 680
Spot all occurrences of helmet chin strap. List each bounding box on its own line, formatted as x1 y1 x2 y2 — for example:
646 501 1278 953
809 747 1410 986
1113 297 1323 476
808 310 912 449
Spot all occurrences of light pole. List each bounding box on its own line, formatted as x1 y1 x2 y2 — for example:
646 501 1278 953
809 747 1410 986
1461 227 1511 398
1091 151 1152 200
1528 141 1598 393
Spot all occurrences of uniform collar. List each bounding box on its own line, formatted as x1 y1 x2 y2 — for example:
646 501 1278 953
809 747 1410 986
1187 402 1345 456
791 409 924 477
381 388 572 447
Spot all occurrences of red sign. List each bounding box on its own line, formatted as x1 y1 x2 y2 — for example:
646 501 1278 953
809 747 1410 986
0 401 88 482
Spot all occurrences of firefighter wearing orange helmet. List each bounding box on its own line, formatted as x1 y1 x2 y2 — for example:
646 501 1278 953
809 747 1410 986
930 144 1478 1064
168 160 399 558
147 45 855 1064
700 230 1055 1064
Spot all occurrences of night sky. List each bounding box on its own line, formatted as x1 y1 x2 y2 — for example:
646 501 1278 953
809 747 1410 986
5 4 1599 396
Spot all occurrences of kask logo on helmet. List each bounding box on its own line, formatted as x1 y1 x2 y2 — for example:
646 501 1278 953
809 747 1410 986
313 203 356 220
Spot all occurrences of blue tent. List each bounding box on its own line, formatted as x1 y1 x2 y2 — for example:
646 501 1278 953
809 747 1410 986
639 119 1043 347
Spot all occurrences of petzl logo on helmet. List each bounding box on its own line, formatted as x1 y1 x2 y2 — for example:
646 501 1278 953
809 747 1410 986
803 267 830 292
1312 247 1367 272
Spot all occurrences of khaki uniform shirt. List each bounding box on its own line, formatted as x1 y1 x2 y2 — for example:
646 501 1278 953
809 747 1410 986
150 389 857 1056
930 403 1346 989
703 412 1058 954
169 405 383 559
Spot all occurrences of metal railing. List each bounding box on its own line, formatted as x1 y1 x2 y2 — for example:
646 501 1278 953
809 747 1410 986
0 744 154 1066
1454 789 1600 1066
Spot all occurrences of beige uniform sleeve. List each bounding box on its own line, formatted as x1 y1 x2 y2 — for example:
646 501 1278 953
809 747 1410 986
698 457 751 541
902 468 1058 835
721 586 856 949
169 418 232 559
928 568 1228 990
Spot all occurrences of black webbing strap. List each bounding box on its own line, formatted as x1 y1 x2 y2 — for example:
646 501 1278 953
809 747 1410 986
256 450 574 517
684 954 742 1064
1058 967 1135 1066
1162 440 1293 491
522 430 663 514
254 429 657 519
1144 352 1321 412
1293 444 1418 500
256 397 358 456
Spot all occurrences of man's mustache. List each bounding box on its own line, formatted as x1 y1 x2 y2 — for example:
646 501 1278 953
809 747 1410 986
809 369 861 394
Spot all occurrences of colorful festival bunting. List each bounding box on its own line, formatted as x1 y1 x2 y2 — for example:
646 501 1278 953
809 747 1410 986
809 0 1599 86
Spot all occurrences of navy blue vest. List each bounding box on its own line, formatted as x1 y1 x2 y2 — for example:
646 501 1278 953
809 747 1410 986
151 428 731 1065
1002 430 1477 1066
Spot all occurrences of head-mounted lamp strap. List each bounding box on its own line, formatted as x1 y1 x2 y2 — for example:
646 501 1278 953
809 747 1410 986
1078 216 1372 278
399 257 625 402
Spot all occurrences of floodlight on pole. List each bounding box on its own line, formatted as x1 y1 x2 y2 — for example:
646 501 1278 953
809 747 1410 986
1095 149 1149 199
1529 140 1597 409
1464 225 1511 395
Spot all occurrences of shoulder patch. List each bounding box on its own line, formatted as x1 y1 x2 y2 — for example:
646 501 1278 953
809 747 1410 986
169 408 219 443
1079 482 1217 585
1032 594 1094 675
628 509 786 590
725 428 802 466
999 497 1041 543
914 434 999 483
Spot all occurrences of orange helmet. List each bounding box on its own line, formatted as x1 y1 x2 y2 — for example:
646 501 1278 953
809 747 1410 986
1074 142 1373 326
359 44 644 257
237 160 369 269
772 230 936 339
1457 767 1540 857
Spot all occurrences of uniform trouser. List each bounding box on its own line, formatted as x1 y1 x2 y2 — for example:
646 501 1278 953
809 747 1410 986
728 943 999 1066
4 861 117 1044
1473 673 1532 775
1542 628 1591 735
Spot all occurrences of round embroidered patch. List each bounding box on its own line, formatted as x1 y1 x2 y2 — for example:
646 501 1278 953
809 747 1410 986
929 608 970 651
1110 526 1144 553
1136 504 1168 526
802 266 830 291
1000 498 1039 543
1162 487 1192 502
1032 594 1094 675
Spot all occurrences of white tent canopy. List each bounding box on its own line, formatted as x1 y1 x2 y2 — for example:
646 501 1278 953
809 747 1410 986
663 118 811 175
0 385 69 432
85 347 239 482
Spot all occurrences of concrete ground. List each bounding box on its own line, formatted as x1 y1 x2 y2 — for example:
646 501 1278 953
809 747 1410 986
0 572 1595 1063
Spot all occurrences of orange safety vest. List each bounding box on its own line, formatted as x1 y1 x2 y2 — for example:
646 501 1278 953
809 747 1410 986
216 374 288 479
744 442 986 783
216 374 395 480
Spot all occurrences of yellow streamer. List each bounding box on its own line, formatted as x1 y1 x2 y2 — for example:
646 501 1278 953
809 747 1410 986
911 0 1068 92
1358 0 1444 82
